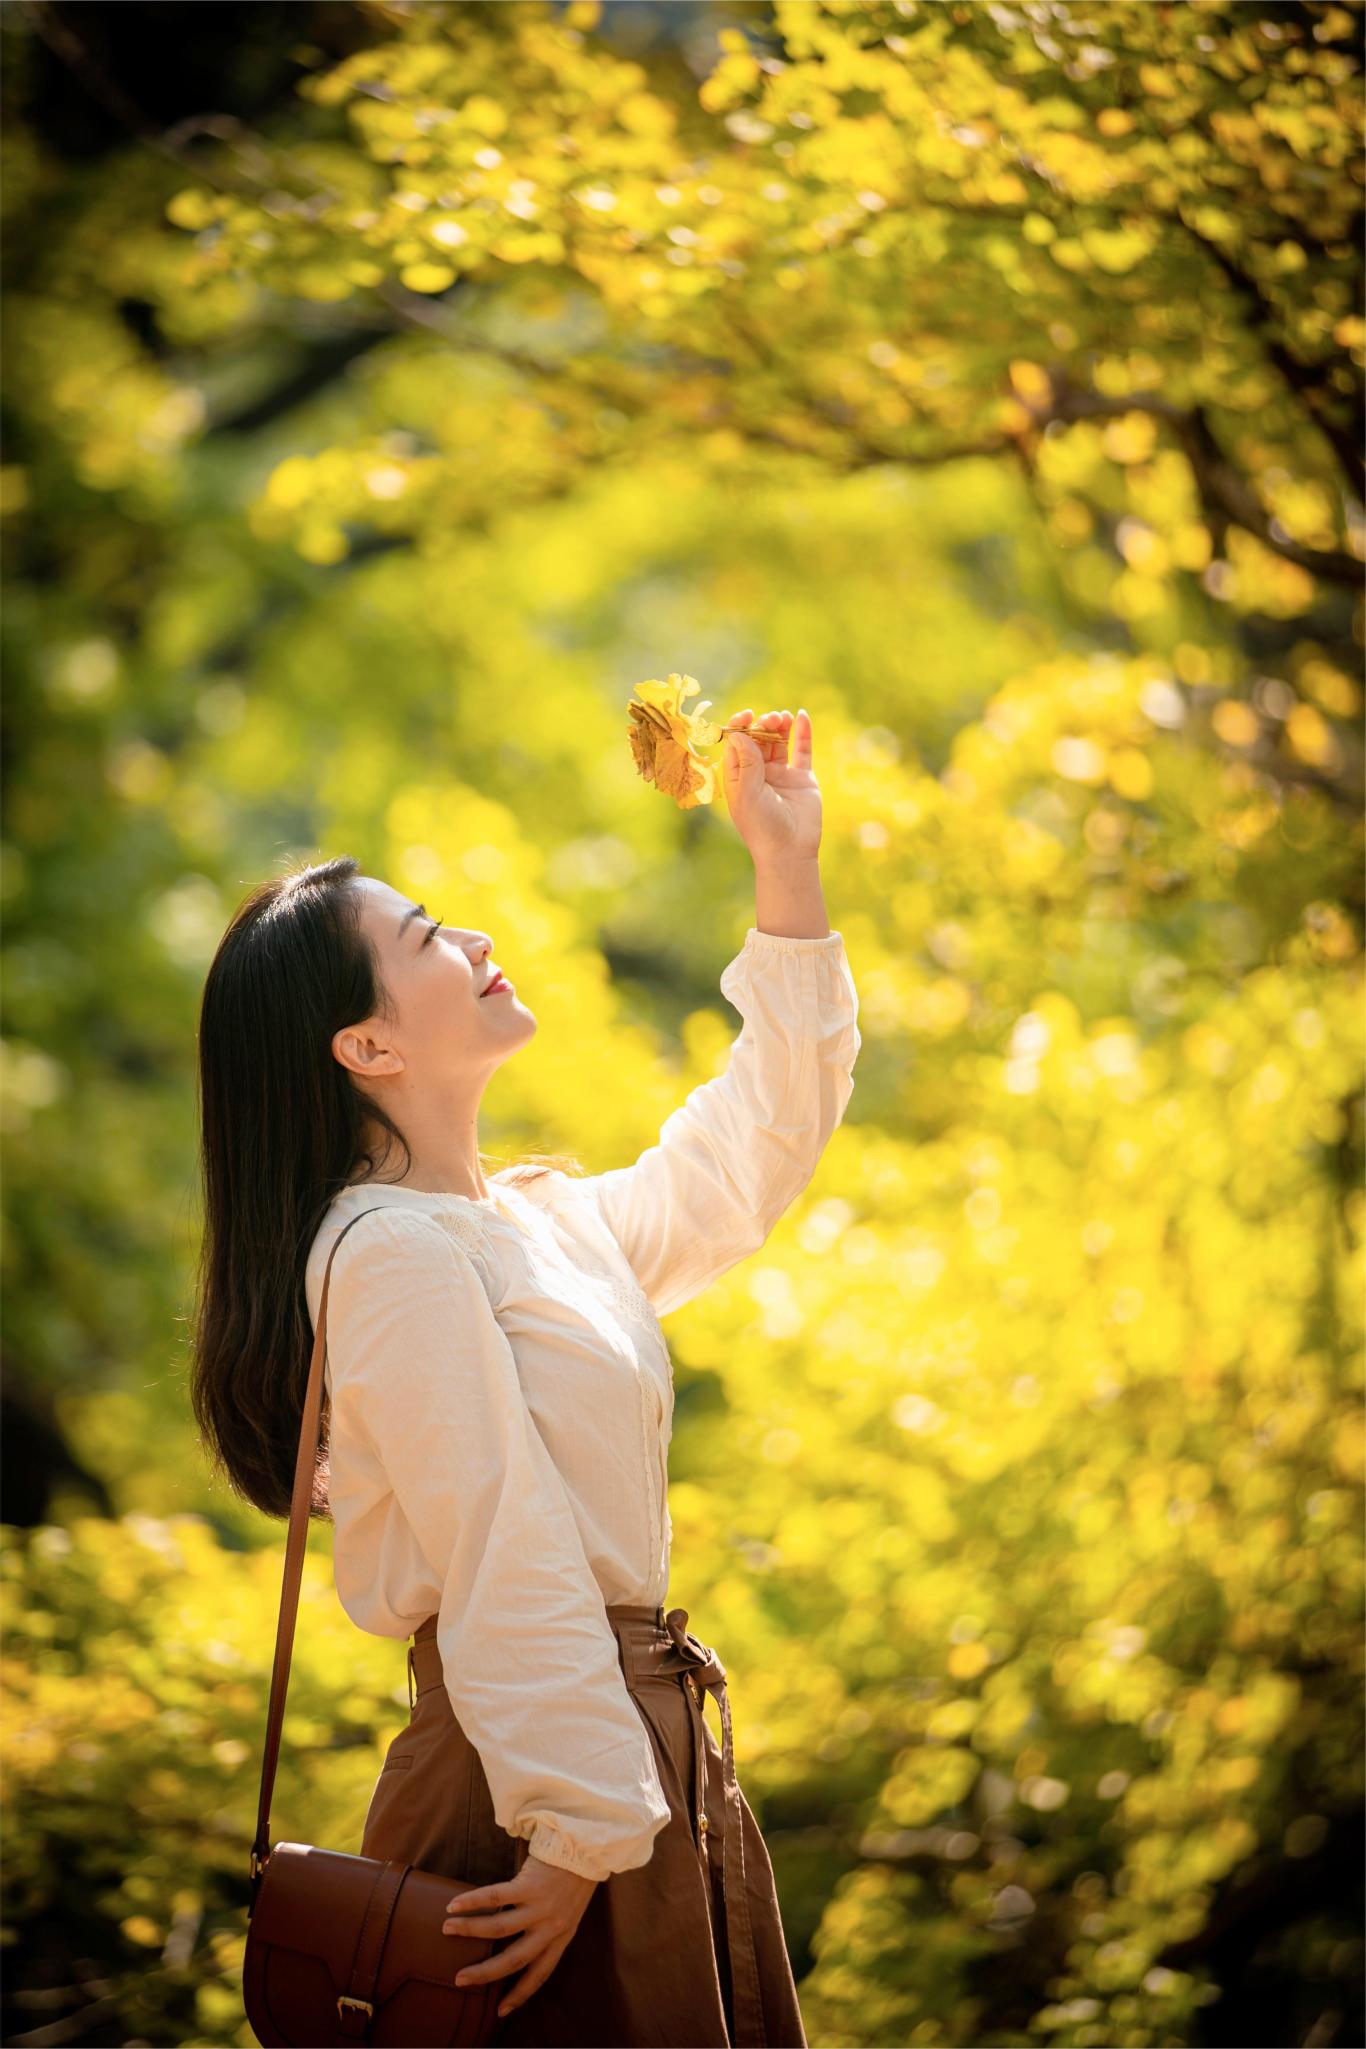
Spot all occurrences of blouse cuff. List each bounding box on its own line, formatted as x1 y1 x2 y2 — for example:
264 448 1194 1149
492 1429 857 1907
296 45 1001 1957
525 1821 617 1883
741 925 845 954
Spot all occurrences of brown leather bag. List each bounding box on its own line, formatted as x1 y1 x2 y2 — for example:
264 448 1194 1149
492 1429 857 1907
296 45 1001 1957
243 1207 505 2047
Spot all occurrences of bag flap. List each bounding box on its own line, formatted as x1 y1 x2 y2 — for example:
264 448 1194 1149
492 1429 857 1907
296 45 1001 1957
249 1843 498 1988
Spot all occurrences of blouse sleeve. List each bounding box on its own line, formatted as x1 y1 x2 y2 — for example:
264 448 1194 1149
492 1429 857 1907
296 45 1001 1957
322 1205 671 1882
578 926 861 1320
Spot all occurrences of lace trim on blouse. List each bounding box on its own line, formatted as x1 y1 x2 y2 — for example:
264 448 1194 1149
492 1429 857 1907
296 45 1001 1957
428 1202 488 1261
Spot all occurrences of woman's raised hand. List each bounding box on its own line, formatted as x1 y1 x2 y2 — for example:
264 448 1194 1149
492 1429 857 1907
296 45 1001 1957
720 707 822 867
443 1853 597 2019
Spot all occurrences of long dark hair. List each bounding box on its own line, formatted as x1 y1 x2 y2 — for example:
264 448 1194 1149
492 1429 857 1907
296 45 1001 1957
189 854 579 1522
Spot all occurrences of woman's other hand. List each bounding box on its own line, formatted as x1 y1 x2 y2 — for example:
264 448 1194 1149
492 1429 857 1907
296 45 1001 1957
443 1853 598 2018
721 707 822 867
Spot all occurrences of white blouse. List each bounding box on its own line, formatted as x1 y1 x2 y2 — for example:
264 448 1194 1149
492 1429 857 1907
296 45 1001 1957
305 926 861 1883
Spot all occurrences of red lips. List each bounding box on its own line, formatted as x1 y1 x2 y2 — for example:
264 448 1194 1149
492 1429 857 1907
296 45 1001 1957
481 972 509 997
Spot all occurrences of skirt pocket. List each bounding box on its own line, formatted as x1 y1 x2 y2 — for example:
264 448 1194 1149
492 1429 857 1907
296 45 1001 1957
625 1672 701 1849
360 1698 514 1887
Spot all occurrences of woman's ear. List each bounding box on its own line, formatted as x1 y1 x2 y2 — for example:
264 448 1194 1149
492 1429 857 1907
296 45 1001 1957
331 1023 404 1079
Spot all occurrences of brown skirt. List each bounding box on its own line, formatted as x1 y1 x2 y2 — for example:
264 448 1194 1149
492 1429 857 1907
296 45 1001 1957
359 1602 808 2049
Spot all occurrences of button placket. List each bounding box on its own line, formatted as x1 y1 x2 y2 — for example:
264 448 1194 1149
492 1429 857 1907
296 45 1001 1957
578 1252 672 1593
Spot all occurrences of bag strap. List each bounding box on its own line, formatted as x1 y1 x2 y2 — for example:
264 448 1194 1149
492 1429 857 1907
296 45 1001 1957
250 1205 388 1896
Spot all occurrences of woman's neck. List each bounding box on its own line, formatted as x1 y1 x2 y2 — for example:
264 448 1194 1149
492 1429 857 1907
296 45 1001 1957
346 1153 490 1201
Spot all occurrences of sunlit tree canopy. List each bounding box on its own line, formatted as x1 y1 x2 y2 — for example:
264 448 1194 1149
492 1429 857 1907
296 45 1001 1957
2 3 1362 2044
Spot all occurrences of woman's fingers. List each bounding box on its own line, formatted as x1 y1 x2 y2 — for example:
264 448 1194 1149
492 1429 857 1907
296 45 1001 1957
447 1879 511 1914
495 1944 564 2018
752 709 789 759
444 1905 523 1936
456 1923 570 2020
725 705 803 775
454 1928 541 1987
445 1859 593 2019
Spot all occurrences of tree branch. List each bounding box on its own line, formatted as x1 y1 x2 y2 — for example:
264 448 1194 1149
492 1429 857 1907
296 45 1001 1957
208 329 396 436
1040 378 1364 588
1176 215 1365 502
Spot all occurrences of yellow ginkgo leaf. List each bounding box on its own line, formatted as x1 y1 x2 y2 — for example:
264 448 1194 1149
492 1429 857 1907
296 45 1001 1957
626 672 726 809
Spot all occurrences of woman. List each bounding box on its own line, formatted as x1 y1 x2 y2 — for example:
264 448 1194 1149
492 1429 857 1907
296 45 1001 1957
191 706 860 2047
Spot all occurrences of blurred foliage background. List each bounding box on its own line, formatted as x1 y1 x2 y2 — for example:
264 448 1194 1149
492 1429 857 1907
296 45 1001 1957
1 1 1363 2044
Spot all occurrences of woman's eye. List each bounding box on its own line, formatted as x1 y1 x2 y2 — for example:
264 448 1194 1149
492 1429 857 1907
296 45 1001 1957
423 915 444 947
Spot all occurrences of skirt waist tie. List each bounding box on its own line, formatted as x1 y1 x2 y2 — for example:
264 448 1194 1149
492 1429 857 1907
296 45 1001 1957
656 1606 766 2049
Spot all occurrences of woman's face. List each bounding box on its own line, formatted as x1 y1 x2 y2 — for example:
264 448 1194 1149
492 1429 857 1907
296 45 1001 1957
333 875 535 1089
